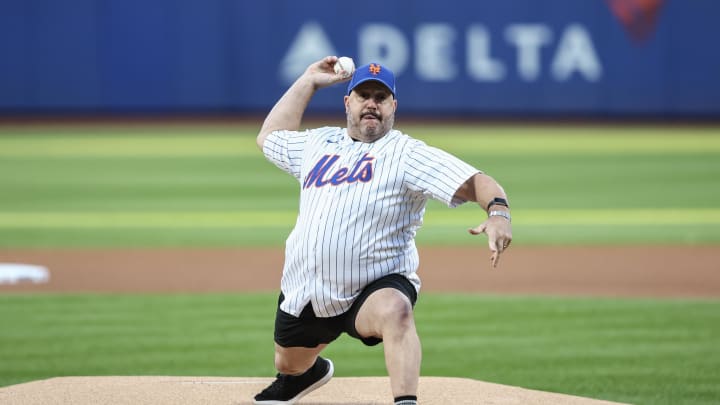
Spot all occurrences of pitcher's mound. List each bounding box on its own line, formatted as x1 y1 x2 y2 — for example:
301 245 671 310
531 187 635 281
0 376 627 405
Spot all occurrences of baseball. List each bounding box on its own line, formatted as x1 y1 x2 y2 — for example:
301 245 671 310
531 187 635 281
334 56 355 78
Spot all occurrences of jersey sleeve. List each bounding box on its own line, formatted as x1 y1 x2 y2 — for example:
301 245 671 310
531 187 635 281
403 142 481 207
262 130 310 180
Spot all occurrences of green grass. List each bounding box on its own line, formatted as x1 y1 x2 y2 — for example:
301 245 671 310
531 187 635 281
0 293 718 405
0 123 719 247
1 123 719 405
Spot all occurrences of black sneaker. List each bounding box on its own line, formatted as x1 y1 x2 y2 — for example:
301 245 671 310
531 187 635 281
254 357 334 404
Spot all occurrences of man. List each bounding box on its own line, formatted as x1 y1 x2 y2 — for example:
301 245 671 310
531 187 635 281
254 56 512 405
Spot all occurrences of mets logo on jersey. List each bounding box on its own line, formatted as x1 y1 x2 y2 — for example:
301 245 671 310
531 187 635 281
303 153 375 189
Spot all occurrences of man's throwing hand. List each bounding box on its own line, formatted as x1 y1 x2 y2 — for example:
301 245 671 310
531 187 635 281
303 56 354 90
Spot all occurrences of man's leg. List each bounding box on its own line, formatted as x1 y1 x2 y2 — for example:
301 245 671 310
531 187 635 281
255 297 338 404
354 288 421 398
254 344 334 404
274 343 327 375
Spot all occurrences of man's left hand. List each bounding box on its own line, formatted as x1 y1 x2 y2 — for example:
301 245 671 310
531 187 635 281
468 216 513 268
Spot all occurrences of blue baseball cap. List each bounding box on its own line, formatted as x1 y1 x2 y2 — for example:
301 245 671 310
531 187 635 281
346 63 397 98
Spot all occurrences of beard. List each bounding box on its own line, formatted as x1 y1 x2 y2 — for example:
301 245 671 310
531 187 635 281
346 110 394 142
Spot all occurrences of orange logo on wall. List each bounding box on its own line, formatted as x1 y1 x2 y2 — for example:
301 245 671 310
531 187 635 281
369 64 381 75
606 0 664 43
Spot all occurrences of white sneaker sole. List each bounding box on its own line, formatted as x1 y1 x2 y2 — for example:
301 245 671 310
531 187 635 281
254 359 334 405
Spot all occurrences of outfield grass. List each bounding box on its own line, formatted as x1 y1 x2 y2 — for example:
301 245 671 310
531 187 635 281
0 123 719 247
1 293 718 405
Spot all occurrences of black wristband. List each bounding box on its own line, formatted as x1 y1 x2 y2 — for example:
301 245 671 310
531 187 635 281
486 197 509 210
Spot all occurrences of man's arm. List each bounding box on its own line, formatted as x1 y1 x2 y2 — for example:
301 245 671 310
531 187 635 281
454 173 513 268
256 56 351 150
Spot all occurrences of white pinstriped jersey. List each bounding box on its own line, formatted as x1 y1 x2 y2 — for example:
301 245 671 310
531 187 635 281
263 127 480 317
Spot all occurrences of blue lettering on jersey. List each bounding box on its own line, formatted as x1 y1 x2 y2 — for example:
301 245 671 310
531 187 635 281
303 153 375 189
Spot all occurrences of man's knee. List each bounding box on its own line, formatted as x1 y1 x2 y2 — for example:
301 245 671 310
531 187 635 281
376 293 415 332
355 288 417 340
389 297 414 321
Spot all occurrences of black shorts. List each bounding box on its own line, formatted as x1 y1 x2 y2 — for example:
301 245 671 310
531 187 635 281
274 273 417 348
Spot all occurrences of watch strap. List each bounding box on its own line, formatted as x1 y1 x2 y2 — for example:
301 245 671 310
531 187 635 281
487 197 509 210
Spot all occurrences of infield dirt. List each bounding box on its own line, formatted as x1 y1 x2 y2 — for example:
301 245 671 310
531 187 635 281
1 246 718 296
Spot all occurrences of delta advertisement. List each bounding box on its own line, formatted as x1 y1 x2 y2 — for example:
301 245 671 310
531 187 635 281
1 0 718 117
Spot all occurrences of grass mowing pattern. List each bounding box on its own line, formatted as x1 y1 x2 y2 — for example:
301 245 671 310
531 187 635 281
1 124 719 246
1 293 718 405
0 293 277 386
418 295 720 405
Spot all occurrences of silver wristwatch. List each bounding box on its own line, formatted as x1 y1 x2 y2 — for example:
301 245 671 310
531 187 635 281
488 210 511 222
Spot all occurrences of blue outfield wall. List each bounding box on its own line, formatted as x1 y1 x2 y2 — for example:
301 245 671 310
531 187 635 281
1 0 719 117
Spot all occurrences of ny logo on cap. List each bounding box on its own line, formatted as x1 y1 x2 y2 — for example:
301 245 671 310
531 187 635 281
369 63 381 75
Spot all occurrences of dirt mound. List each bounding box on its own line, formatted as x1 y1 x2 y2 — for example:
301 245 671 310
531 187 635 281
0 376 628 405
